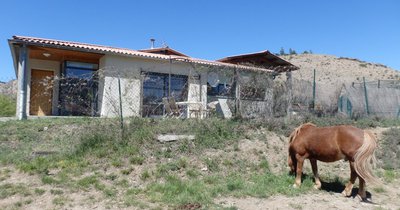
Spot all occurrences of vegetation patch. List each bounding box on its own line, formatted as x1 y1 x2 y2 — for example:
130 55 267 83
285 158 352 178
0 94 16 117
378 128 400 170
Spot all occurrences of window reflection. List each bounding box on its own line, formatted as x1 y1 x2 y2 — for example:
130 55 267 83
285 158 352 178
142 72 188 117
59 61 98 116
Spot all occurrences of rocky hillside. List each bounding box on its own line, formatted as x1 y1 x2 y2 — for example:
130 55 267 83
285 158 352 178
277 54 400 111
281 54 399 86
0 79 17 98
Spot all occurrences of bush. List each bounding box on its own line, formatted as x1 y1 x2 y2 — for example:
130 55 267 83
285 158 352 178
0 95 16 117
377 128 400 170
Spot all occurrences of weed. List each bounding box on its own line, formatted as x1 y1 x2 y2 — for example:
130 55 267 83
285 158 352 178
147 175 212 205
121 167 134 175
226 174 245 191
116 179 129 188
34 188 46 195
76 175 98 189
289 203 303 209
140 170 151 181
186 168 200 178
258 159 270 172
50 189 64 195
0 183 31 199
204 158 220 172
41 176 61 185
52 196 69 206
130 156 145 165
372 187 386 193
383 170 398 183
105 173 118 181
111 159 123 168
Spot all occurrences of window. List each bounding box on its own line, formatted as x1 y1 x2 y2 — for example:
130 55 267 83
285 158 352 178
59 61 98 116
142 72 188 117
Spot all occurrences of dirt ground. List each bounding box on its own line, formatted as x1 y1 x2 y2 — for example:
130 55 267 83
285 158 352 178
1 127 399 210
217 127 400 210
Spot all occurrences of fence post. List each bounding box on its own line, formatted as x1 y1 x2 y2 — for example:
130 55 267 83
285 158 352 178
117 74 124 136
312 69 316 110
286 71 293 119
234 68 241 118
363 77 370 115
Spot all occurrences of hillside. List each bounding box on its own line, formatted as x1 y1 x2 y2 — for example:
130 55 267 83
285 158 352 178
281 54 399 85
277 54 400 111
0 79 17 98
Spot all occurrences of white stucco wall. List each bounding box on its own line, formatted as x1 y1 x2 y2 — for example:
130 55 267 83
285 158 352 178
26 59 61 116
98 55 207 118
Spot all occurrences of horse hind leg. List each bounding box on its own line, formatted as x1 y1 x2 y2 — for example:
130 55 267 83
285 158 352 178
342 161 357 197
310 159 321 189
357 176 368 201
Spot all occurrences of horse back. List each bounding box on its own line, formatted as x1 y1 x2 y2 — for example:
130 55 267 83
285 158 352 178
290 125 364 162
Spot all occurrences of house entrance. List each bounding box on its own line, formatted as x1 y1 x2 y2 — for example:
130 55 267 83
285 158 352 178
30 69 54 116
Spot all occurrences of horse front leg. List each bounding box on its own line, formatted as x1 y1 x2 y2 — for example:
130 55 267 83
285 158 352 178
310 158 321 189
293 155 305 188
342 161 357 197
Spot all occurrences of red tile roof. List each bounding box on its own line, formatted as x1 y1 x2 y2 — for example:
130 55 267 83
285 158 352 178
10 36 280 73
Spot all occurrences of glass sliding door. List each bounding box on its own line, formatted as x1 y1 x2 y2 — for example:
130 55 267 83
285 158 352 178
59 61 98 116
142 72 188 117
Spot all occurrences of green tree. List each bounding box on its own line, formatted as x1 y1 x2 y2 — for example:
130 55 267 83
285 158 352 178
279 47 285 55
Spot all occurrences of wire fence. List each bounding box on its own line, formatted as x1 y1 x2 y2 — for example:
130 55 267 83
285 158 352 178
5 64 400 120
23 64 279 120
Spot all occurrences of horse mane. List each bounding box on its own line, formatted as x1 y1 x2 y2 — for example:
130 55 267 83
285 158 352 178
289 122 316 144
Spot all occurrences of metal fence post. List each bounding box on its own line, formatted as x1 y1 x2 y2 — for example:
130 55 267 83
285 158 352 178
312 69 316 110
118 74 124 134
363 77 370 115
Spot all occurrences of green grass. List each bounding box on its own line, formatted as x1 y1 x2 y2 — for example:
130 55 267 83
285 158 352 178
0 183 31 199
0 94 16 117
146 172 313 206
2 116 395 208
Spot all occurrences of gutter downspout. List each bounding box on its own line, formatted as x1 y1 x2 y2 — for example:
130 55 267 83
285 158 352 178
17 44 28 120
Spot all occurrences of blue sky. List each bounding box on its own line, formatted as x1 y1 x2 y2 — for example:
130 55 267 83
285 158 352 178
0 0 399 81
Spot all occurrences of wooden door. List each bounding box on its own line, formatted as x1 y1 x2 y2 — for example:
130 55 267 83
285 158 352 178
30 69 54 116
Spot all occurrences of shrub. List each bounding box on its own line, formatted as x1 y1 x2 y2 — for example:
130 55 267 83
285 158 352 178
0 95 16 117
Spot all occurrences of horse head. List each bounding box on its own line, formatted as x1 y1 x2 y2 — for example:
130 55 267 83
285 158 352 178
287 123 316 174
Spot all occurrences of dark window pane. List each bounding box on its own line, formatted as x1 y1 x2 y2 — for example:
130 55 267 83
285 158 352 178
142 72 188 117
59 62 98 116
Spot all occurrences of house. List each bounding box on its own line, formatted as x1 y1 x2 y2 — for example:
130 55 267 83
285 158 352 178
8 35 298 119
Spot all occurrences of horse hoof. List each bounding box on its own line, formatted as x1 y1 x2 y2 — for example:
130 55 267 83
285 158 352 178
341 190 351 197
313 184 321 190
292 184 299 188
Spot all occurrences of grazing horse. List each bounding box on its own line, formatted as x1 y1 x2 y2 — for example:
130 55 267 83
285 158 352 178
288 123 379 201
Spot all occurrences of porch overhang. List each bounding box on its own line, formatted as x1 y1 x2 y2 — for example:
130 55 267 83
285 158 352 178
217 50 299 73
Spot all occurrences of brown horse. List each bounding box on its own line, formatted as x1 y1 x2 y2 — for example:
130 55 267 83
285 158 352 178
288 123 379 201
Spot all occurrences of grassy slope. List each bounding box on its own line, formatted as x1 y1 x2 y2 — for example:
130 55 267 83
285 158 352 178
0 117 399 209
0 95 16 117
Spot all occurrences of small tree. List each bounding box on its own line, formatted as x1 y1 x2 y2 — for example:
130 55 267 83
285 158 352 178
302 50 309 54
279 47 285 56
289 48 297 55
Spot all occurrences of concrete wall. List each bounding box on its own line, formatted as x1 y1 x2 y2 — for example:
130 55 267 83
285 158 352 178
26 59 61 116
98 55 207 118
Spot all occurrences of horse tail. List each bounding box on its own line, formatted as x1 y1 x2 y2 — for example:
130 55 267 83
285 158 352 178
353 130 380 185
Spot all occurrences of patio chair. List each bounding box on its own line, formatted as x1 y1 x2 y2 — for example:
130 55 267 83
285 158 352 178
162 97 183 118
168 97 184 118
